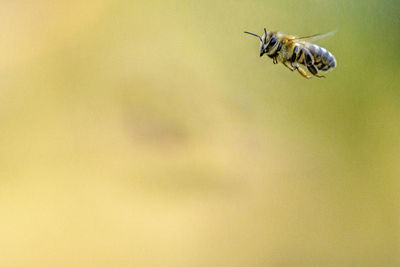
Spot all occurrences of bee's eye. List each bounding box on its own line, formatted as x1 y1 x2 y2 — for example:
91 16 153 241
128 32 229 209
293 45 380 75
269 37 277 47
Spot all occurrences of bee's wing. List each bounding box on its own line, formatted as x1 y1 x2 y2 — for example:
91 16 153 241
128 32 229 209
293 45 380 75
292 31 336 42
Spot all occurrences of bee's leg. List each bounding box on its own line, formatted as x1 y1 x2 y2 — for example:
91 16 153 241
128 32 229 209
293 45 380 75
314 73 326 78
303 51 324 78
268 55 278 64
283 61 295 71
297 67 311 79
307 64 326 78
293 63 311 79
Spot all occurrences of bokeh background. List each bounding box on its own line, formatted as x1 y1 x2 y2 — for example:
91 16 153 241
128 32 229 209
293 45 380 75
0 0 399 266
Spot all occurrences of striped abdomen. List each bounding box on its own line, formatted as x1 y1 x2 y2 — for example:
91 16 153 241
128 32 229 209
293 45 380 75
306 44 336 71
290 43 336 72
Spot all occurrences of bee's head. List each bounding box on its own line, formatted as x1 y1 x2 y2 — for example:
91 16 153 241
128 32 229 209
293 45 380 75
244 28 276 57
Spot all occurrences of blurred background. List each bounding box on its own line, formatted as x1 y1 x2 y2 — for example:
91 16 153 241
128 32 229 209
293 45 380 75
0 0 399 266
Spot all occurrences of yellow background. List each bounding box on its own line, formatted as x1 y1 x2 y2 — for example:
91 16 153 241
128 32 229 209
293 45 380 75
0 1 399 266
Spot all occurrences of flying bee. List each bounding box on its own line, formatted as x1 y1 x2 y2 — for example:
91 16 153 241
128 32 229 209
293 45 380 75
244 28 337 79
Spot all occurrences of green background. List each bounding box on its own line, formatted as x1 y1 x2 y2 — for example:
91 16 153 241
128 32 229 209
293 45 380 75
0 1 399 266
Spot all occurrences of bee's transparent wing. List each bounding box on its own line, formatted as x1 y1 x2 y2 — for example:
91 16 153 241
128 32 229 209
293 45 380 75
292 31 336 42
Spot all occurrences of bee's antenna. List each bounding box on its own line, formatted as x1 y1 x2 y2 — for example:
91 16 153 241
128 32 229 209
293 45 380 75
244 31 262 42
264 28 267 35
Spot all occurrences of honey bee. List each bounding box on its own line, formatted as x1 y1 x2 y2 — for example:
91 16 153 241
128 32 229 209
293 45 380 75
244 28 337 79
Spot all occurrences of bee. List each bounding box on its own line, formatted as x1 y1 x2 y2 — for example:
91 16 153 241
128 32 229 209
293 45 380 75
244 28 337 79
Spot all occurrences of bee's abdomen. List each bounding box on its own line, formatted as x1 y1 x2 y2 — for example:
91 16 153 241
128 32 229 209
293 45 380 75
308 44 336 71
290 45 299 62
